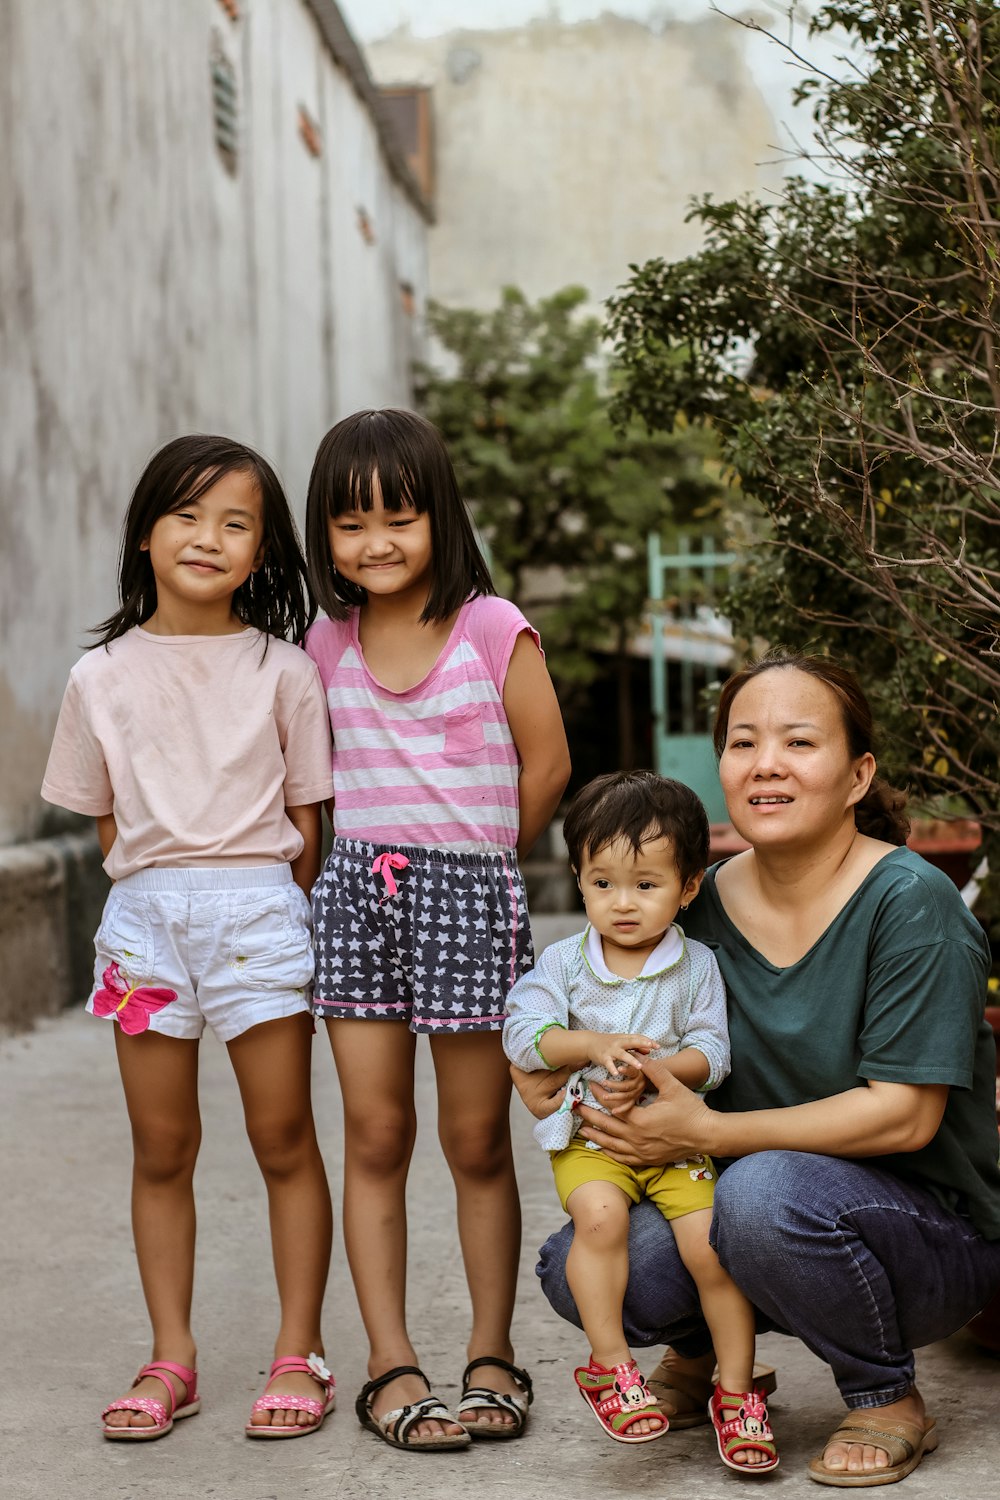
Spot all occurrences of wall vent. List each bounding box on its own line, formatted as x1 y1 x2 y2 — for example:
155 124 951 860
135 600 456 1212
211 43 239 173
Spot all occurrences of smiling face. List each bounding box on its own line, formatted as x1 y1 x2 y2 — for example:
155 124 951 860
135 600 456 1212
327 472 433 605
577 834 703 966
140 467 265 625
718 667 876 847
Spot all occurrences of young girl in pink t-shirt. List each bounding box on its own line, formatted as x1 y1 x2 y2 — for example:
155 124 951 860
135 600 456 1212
304 408 571 1450
42 436 337 1443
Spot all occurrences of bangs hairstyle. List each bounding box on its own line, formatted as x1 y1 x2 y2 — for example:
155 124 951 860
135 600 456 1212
713 648 910 845
563 771 710 887
91 435 316 650
305 407 495 622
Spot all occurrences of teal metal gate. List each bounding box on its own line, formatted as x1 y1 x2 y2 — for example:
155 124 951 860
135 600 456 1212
647 534 735 823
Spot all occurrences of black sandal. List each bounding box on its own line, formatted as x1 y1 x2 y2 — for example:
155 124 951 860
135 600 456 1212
456 1357 533 1440
355 1364 470 1451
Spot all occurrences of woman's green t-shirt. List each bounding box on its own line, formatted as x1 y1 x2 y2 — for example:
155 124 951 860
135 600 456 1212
683 846 1000 1240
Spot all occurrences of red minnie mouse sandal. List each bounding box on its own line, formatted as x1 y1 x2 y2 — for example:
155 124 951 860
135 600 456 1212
574 1358 669 1444
709 1384 780 1473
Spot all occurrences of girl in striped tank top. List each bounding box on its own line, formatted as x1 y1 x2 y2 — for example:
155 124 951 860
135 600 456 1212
304 408 571 1451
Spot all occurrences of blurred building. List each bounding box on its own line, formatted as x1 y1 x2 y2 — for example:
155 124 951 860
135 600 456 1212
0 0 431 1024
361 9 784 311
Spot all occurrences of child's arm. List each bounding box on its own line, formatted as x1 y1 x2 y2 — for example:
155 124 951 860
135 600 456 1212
675 950 731 1091
502 633 571 860
286 802 323 896
281 662 335 878
503 943 656 1082
654 1047 711 1090
96 813 118 861
502 944 573 1072
540 1026 658 1078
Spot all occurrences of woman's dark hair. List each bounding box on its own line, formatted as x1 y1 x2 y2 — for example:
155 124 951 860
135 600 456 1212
304 407 495 622
713 649 910 845
563 771 710 887
91 435 316 648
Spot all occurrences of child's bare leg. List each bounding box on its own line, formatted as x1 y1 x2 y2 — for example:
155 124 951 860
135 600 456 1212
566 1180 665 1438
228 1014 332 1429
671 1208 767 1466
566 1181 632 1364
104 1029 201 1429
329 1020 463 1440
432 1032 523 1429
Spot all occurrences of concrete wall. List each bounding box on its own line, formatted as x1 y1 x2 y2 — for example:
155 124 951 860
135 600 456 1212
362 11 784 312
0 0 429 1025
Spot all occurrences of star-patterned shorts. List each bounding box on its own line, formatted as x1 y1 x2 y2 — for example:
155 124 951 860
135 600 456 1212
311 839 534 1032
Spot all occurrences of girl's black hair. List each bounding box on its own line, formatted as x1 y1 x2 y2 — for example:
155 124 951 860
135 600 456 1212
91 435 316 648
305 407 495 622
563 771 710 887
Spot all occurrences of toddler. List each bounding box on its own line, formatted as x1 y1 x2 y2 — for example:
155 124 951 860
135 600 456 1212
504 771 778 1471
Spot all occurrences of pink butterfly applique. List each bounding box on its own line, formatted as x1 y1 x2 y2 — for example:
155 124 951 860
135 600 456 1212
92 962 177 1035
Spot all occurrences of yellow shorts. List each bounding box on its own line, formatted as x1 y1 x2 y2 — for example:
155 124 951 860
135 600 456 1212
551 1135 717 1219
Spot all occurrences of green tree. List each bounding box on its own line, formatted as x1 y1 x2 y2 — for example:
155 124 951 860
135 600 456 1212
416 286 730 765
606 0 1000 903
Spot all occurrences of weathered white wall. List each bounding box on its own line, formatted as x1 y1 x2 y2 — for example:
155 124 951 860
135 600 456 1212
320 42 428 413
362 11 785 312
0 0 429 850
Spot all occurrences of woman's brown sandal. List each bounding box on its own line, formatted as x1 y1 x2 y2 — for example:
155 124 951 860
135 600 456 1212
807 1411 938 1487
645 1355 777 1428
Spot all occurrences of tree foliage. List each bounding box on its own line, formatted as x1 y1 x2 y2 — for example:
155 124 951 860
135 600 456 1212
416 286 729 694
607 1 1000 894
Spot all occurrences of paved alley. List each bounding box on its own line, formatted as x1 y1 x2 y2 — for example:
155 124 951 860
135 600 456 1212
2 918 997 1500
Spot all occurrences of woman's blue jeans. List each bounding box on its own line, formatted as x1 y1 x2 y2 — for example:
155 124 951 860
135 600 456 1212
535 1151 1000 1407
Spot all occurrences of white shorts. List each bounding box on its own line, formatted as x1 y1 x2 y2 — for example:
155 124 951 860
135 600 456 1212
87 866 314 1043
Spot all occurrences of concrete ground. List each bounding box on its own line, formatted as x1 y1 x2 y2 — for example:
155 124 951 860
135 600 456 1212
3 915 997 1500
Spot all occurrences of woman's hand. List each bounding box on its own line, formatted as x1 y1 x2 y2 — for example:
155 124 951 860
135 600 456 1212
510 1062 572 1120
577 1061 717 1166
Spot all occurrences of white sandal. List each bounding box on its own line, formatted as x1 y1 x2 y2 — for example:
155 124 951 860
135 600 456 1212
456 1357 533 1440
355 1364 470 1451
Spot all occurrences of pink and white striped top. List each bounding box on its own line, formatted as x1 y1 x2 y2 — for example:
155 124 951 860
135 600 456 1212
305 596 541 852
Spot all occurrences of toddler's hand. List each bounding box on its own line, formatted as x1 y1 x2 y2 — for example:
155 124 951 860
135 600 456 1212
589 1032 657 1078
593 1061 647 1114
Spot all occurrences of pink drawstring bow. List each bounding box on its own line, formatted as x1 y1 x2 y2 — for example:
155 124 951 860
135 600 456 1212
371 851 410 898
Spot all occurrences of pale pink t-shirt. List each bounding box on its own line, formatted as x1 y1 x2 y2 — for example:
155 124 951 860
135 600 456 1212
42 627 334 881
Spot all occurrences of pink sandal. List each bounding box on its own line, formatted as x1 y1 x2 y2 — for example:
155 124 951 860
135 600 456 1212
245 1352 336 1439
709 1385 780 1473
101 1360 200 1441
574 1358 669 1444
